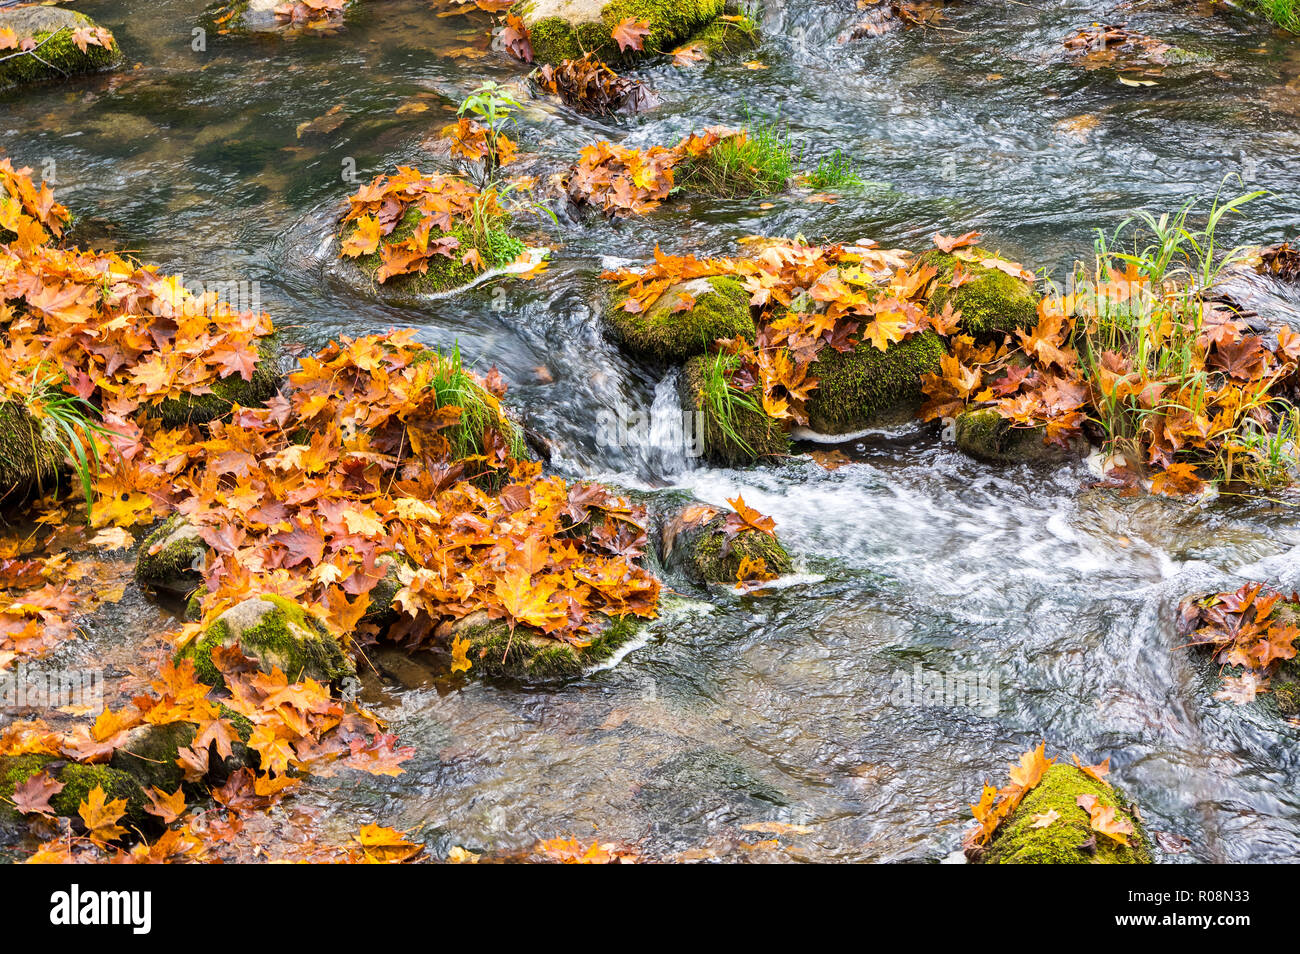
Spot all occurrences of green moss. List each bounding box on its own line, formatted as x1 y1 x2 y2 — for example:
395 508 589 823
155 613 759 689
0 9 123 90
345 209 525 298
51 764 149 829
155 334 283 426
692 14 759 56
805 331 946 434
0 400 63 504
178 594 353 688
519 0 725 64
109 722 197 794
680 353 790 465
606 276 755 363
981 765 1152 865
135 515 206 594
688 517 791 584
918 249 1038 338
460 612 640 681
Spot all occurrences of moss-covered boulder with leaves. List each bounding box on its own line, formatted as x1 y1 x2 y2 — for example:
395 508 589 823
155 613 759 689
340 208 526 301
452 610 640 681
805 331 945 435
660 504 791 585
177 594 354 688
518 0 726 64
954 406 1089 465
0 7 123 91
135 515 207 595
0 399 64 504
606 276 755 363
0 754 149 827
155 335 284 426
979 764 1152 865
918 249 1038 338
679 353 789 465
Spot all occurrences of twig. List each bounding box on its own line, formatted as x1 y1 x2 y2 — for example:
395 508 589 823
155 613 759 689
0 26 70 75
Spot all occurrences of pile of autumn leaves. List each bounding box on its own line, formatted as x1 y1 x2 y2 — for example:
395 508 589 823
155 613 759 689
0 160 660 860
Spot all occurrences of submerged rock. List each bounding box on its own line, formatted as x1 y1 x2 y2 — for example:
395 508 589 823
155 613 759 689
177 594 354 687
154 335 284 426
0 7 122 91
804 331 946 435
451 609 640 681
207 0 357 32
918 249 1038 338
0 400 64 505
954 406 1088 465
678 353 790 465
979 765 1152 865
660 502 792 585
605 276 755 363
518 0 726 64
135 515 206 595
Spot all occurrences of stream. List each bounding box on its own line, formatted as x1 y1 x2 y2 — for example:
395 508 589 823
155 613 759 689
4 0 1300 861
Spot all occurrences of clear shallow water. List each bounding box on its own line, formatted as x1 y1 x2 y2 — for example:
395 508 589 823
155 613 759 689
5 0 1300 861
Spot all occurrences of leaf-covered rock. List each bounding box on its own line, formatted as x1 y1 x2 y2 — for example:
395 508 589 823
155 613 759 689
605 276 755 363
679 353 790 465
805 331 946 434
518 0 725 64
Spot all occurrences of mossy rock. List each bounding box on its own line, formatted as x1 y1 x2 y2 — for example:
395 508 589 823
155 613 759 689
679 353 790 465
662 509 791 585
805 331 946 435
0 754 149 828
177 594 354 687
341 208 526 300
360 553 408 630
980 764 1152 865
954 406 1089 465
154 334 284 426
692 13 759 57
455 610 640 681
918 249 1038 338
0 7 123 91
605 276 755 363
108 721 197 794
517 0 725 64
135 515 206 595
0 400 64 505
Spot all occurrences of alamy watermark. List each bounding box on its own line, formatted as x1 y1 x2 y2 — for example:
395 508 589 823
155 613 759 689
1 664 104 713
888 665 1000 717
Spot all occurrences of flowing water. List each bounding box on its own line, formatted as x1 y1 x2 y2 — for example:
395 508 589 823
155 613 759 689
5 0 1300 861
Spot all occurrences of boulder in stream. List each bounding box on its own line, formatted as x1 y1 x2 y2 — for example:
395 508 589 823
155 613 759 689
0 754 149 827
605 276 755 363
0 6 123 91
517 0 727 64
449 609 641 681
135 515 207 595
660 501 792 585
954 406 1089 465
978 764 1152 864
804 331 946 435
178 594 354 687
678 353 790 465
338 207 528 301
918 248 1039 338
